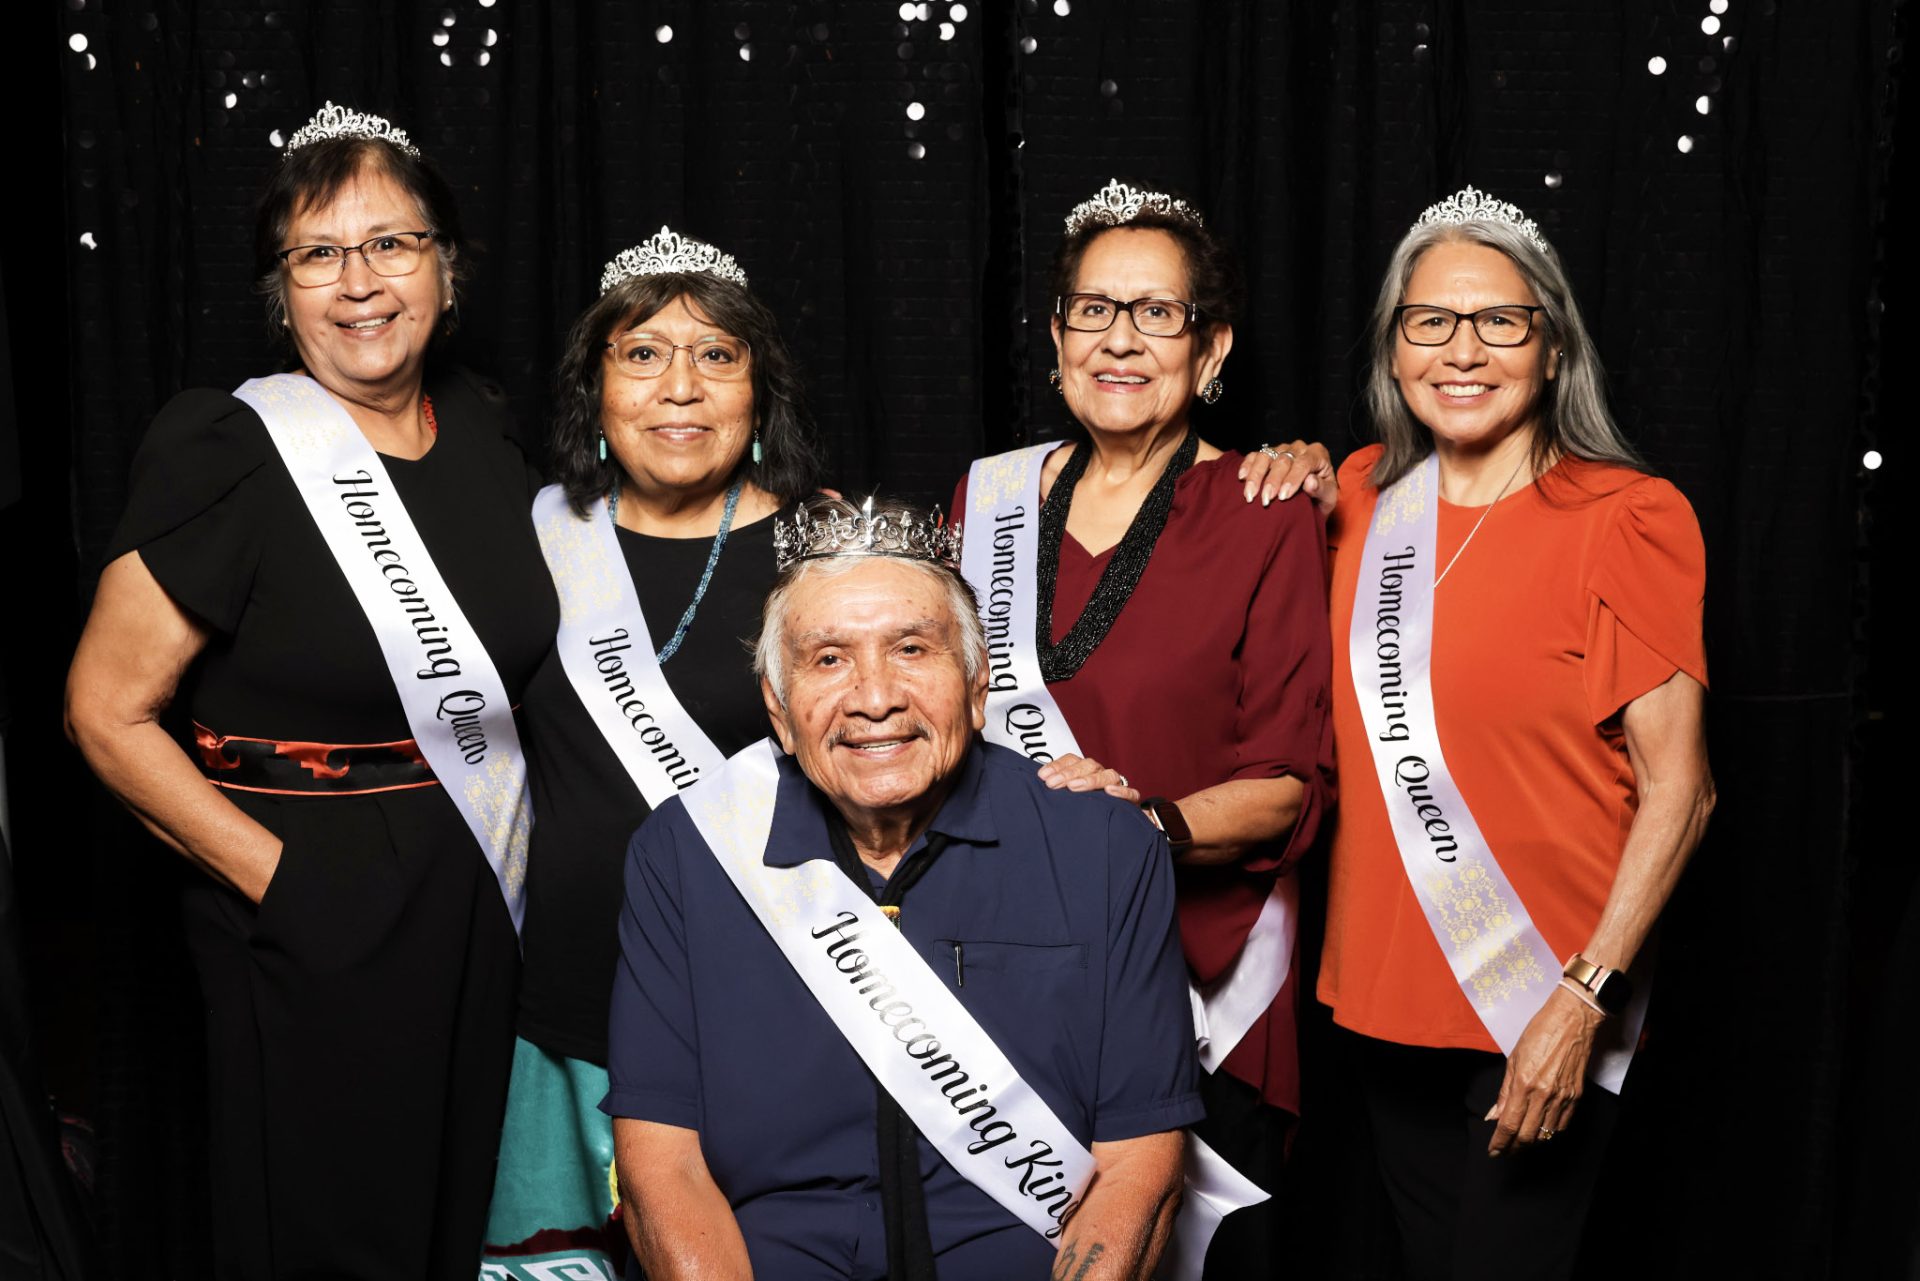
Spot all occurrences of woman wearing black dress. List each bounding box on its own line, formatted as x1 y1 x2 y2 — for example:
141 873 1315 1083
65 104 556 1278
479 230 823 1274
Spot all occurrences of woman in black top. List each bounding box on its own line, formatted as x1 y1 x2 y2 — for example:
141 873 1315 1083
65 106 556 1278
480 230 823 1273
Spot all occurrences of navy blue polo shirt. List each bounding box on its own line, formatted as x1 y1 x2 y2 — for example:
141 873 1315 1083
602 739 1204 1280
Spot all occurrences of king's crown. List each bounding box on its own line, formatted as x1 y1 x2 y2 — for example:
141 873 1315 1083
774 496 962 573
599 227 749 295
283 102 420 159
1064 179 1204 236
1413 185 1550 254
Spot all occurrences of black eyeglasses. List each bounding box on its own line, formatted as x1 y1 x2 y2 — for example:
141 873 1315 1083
1057 293 1202 339
1395 304 1544 347
278 231 438 288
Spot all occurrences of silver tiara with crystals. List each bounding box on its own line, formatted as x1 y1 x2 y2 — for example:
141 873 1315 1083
599 226 749 295
283 101 420 159
1063 179 1204 236
774 496 961 573
1413 185 1550 254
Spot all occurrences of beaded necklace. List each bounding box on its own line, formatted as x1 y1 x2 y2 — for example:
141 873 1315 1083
1035 430 1200 681
608 475 745 664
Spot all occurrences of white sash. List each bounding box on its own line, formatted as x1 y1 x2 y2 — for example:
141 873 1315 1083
683 740 1264 1276
530 484 726 808
959 445 1297 1074
235 374 531 931
1348 455 1645 1092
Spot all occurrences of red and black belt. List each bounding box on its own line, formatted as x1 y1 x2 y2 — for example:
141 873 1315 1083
193 722 439 796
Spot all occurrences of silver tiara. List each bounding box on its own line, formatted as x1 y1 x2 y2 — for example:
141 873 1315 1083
1064 179 1204 236
1413 185 1549 254
774 497 962 573
283 101 420 159
599 226 749 295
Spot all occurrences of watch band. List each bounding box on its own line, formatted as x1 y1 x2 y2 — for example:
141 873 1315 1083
1140 797 1193 855
1562 952 1631 1016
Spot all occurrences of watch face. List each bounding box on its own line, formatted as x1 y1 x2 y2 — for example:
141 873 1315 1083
1594 970 1632 1015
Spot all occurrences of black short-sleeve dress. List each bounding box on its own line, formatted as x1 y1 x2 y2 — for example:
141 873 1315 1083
104 366 558 1281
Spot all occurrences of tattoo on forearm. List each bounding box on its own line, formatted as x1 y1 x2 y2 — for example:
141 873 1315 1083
1052 1241 1106 1280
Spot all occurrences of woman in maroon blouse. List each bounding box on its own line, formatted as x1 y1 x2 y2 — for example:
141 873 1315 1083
952 180 1334 1276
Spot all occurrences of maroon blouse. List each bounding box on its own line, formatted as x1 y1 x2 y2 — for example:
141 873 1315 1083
955 449 1335 1112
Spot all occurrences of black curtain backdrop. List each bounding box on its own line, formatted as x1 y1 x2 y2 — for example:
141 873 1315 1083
42 1 1908 1277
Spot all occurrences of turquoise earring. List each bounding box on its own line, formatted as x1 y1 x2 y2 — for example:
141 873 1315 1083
752 432 763 465
598 433 608 462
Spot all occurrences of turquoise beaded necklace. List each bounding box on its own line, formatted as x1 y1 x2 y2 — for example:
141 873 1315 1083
608 475 745 664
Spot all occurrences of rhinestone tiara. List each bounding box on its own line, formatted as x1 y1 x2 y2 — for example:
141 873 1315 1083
1064 178 1204 236
599 226 749 295
1413 185 1550 253
774 496 962 573
283 101 420 160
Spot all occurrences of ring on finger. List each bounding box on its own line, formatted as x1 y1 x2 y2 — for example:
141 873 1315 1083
1116 774 1129 788
1257 445 1281 459
1537 1126 1556 1141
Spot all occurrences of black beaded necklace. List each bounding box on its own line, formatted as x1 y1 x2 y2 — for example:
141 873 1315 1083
1036 430 1200 681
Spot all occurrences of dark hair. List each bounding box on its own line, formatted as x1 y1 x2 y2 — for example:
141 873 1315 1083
252 135 471 342
551 272 824 515
1047 200 1244 338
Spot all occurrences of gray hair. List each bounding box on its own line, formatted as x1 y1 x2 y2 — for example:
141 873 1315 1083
753 555 989 708
1363 219 1644 489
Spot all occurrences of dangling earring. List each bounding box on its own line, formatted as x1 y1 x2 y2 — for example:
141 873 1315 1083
598 433 608 462
1201 377 1224 405
751 431 763 465
1048 368 1064 394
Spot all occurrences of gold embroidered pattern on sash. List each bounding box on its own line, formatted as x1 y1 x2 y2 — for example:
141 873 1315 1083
465 753 532 895
536 505 625 625
1420 858 1548 1008
971 449 1036 510
1373 458 1430 535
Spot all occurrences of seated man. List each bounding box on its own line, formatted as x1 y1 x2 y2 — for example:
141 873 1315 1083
603 497 1203 1280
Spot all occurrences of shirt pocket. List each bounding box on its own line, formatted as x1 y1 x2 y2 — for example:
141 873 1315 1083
935 939 1088 976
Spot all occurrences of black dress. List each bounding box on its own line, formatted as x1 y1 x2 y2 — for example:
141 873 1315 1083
516 508 781 1067
103 366 558 1280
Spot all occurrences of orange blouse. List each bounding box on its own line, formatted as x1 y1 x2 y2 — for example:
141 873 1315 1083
1317 446 1707 1051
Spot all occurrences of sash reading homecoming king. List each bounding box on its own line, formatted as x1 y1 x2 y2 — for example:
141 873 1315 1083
1349 454 1645 1092
684 740 1262 1280
530 484 726 808
959 446 1299 1077
234 375 531 930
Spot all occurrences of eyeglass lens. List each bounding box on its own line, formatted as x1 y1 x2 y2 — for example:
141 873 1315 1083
1398 305 1537 346
608 334 752 380
1061 294 1192 338
283 233 433 287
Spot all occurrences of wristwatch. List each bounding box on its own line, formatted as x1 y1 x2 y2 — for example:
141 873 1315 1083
1140 797 1193 857
1562 953 1632 1016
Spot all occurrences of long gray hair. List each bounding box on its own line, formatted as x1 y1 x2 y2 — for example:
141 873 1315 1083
1363 219 1644 488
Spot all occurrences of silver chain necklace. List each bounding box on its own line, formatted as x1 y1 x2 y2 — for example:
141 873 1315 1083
1433 453 1529 588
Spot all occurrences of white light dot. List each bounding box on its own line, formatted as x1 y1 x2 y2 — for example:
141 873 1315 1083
86 52 96 69
919 3 932 17
79 231 97 249
1054 0 1071 12
477 49 490 65
68 33 87 51
440 50 453 65
1544 171 1563 188
269 128 285 147
1696 95 1712 114
738 43 752 61
1864 450 1883 470
1711 0 1728 11
441 10 456 26
1677 134 1695 153
1702 15 1721 34
1724 35 1736 50
899 2 916 17
1020 35 1037 53
940 21 955 39
433 30 450 45
655 24 672 42
485 28 498 45
950 3 968 19
908 141 926 159
479 0 495 6
224 92 237 108
1647 55 1667 75
906 101 926 120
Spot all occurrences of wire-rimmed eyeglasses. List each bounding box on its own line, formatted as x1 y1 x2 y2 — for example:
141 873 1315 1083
603 333 753 382
1395 304 1544 347
277 231 437 289
1057 293 1202 339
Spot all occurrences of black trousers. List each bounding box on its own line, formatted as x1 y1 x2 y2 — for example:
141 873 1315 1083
1191 1067 1292 1280
1351 1031 1619 1281
181 792 520 1281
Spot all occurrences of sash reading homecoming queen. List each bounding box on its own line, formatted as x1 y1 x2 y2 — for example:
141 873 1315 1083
529 484 726 808
684 740 1262 1280
1350 454 1644 1092
234 374 531 931
960 445 1299 1076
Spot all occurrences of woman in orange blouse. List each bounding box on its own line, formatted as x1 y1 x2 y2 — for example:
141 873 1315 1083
1317 189 1715 1280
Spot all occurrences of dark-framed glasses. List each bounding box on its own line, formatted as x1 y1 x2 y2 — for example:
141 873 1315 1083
277 231 437 288
604 333 753 382
1395 304 1544 347
1057 293 1201 339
